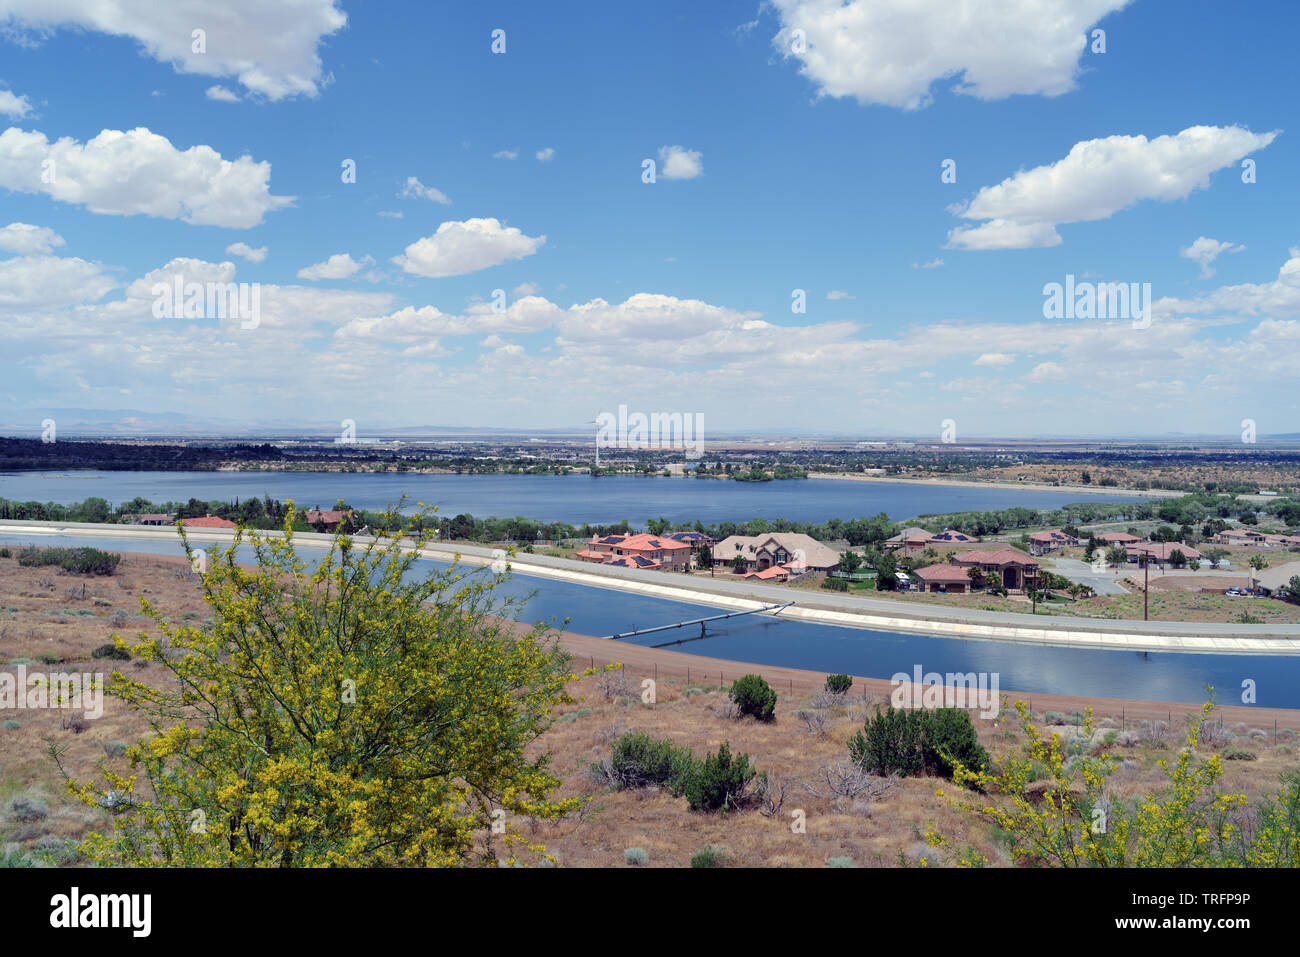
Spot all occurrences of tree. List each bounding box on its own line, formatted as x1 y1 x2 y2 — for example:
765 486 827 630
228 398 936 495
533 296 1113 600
1283 575 1300 604
731 554 748 574
1106 545 1129 569
695 543 712 572
647 516 671 535
1249 553 1269 588
874 551 898 591
1204 547 1229 569
730 674 777 722
60 504 580 867
837 550 863 575
1168 548 1187 569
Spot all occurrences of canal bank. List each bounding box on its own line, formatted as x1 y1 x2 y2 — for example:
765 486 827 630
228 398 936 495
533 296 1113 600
3 520 1298 655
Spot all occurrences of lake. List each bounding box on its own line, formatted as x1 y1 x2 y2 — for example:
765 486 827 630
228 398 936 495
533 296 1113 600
0 471 1139 525
4 530 1294 708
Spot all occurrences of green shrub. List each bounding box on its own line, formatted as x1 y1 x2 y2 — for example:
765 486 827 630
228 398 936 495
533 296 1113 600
3 720 19 731
825 674 853 695
602 732 696 792
102 741 129 758
623 847 649 866
684 741 755 812
730 673 776 722
1223 748 1257 761
821 577 848 591
827 856 857 868
91 642 130 661
848 707 989 782
690 845 724 868
37 653 64 665
17 546 120 575
0 547 10 558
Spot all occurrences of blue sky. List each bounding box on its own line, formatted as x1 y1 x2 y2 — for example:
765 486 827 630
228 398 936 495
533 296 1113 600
0 0 1297 438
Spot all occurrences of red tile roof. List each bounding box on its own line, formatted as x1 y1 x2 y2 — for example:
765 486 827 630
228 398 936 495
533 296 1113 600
181 516 237 529
912 564 973 583
952 549 1039 567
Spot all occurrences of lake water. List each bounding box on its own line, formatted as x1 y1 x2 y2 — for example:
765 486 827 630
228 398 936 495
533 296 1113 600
5 530 1295 709
0 471 1137 525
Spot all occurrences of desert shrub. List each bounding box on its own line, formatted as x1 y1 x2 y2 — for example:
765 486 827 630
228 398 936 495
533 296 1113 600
729 673 776 722
1045 711 1065 725
599 732 695 792
623 847 649 866
690 845 724 868
848 707 988 781
102 741 129 758
821 577 848 591
3 720 19 731
827 856 857 868
825 674 852 695
0 548 10 558
848 707 924 777
18 546 120 575
1223 748 1257 761
10 795 49 823
91 642 130 661
37 653 63 665
684 741 756 812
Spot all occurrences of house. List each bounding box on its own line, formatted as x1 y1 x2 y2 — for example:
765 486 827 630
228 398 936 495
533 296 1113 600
1254 560 1300 597
928 529 980 545
303 509 353 532
131 513 174 526
1213 528 1267 546
668 531 715 546
950 549 1041 592
180 516 237 529
911 563 972 593
742 562 808 582
1095 532 1144 546
883 527 937 552
1125 542 1203 567
1029 530 1080 556
711 532 840 573
576 532 693 571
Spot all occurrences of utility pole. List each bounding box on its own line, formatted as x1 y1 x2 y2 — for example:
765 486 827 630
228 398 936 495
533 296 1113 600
1144 555 1149 621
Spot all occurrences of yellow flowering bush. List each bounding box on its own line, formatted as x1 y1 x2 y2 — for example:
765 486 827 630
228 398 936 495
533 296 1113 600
930 699 1300 867
58 501 580 867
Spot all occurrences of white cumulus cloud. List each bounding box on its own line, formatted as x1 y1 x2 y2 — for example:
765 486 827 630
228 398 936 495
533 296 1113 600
0 89 32 118
205 85 240 102
658 145 703 180
0 222 63 254
398 175 451 204
297 253 372 281
0 0 346 100
535 147 555 162
225 242 267 263
1180 236 1244 278
770 0 1129 110
948 126 1279 250
393 218 545 279
0 126 294 228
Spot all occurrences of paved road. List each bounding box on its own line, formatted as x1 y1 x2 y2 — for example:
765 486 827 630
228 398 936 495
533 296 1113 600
1043 557 1130 595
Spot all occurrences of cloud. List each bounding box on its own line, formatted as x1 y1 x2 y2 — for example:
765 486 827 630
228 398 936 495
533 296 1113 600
912 258 945 269
948 126 1278 249
0 254 115 312
0 126 294 228
1026 361 1067 382
1180 236 1244 278
974 352 1015 367
398 175 451 204
393 218 546 278
658 145 703 180
0 0 347 100
205 85 241 103
0 89 31 118
769 0 1128 110
1157 247 1300 319
493 149 519 160
513 281 540 296
377 210 403 219
0 222 63 254
535 147 556 162
826 290 854 300
297 253 373 281
225 242 267 263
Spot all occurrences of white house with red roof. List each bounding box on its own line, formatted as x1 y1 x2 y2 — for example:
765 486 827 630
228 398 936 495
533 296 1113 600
575 532 692 571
